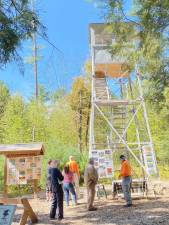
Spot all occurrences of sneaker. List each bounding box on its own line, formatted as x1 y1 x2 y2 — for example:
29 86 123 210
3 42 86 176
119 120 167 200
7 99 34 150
49 217 56 220
124 204 132 208
88 207 97 211
58 217 63 221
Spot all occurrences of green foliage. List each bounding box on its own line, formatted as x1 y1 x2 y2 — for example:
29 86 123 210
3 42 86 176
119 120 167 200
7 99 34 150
0 0 44 67
68 76 91 151
25 100 49 142
0 95 30 143
0 82 87 192
51 88 66 102
0 82 10 113
69 76 91 111
0 75 169 194
41 140 88 187
48 100 78 146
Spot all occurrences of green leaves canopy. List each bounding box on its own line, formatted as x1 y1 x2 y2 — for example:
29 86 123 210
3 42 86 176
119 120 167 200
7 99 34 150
0 0 43 66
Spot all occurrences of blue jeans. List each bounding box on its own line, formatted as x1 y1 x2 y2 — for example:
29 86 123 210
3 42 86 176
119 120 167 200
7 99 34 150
63 183 77 206
122 176 132 205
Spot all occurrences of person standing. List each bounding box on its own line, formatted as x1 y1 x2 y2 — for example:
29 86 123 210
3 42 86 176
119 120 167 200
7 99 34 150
46 159 52 201
119 155 132 207
68 156 80 198
49 160 64 220
84 158 98 211
62 165 77 206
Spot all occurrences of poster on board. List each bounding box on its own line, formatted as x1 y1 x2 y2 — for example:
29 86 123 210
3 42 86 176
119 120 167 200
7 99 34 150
7 156 42 185
90 149 113 178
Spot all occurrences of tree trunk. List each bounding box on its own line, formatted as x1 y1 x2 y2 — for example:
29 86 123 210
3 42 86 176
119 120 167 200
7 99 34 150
85 95 91 150
78 91 83 152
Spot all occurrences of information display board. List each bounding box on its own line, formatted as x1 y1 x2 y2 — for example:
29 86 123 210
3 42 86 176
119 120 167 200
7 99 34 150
90 149 113 178
7 156 42 185
0 205 16 225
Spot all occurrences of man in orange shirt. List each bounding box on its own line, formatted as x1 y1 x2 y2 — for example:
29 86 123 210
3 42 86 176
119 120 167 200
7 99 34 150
68 156 80 198
119 155 132 207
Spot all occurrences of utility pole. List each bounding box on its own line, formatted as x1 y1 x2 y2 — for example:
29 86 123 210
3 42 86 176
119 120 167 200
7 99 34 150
31 0 38 99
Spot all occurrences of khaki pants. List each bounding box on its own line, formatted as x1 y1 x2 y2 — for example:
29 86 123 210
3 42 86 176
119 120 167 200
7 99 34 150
73 173 80 198
87 184 96 209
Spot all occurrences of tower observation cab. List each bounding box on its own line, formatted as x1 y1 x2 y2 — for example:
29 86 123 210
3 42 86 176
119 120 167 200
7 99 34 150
89 23 158 180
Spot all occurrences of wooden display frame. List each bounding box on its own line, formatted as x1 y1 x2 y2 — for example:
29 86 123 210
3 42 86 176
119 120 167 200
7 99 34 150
0 143 44 197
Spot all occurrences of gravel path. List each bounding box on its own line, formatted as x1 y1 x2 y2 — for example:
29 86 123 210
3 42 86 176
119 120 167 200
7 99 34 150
12 192 169 225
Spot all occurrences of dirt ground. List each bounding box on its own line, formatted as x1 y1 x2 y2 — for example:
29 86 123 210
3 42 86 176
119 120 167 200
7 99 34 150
12 189 169 225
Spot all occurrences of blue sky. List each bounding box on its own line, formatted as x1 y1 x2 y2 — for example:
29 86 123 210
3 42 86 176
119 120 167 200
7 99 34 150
0 0 102 99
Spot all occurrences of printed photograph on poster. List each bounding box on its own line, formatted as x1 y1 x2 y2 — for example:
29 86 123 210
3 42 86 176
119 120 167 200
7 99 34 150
98 150 105 158
105 149 112 159
35 168 41 178
18 170 27 185
34 156 41 162
98 166 107 178
18 158 26 170
30 163 36 168
26 157 33 163
106 167 113 176
105 160 113 167
105 149 112 155
19 158 26 165
9 159 15 167
91 150 98 158
99 158 105 164
26 169 33 180
34 156 42 168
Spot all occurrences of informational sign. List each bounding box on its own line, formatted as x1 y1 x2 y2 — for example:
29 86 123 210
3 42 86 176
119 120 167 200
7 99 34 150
90 149 113 178
7 156 42 185
0 205 16 225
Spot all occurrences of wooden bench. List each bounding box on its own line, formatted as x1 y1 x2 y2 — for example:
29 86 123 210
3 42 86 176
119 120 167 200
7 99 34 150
112 179 147 198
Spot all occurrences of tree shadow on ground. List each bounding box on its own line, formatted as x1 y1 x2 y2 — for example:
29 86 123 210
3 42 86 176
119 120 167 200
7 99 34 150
63 199 169 225
36 214 74 225
13 212 73 225
13 198 169 225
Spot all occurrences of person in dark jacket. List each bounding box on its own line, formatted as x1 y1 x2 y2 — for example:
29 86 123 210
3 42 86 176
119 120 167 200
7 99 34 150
49 160 64 220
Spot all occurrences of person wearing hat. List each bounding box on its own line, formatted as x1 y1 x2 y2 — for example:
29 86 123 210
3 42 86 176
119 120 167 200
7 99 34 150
119 155 132 207
84 158 98 211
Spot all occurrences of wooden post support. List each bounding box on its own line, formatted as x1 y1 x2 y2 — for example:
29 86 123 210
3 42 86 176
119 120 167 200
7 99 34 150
3 157 8 198
21 198 38 224
33 179 38 199
20 211 29 225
